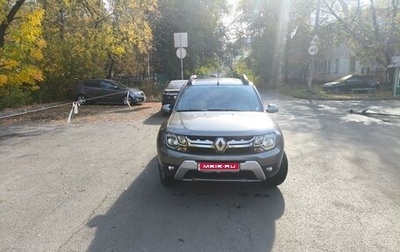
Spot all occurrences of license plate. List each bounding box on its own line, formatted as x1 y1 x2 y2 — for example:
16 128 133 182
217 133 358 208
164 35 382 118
198 162 240 172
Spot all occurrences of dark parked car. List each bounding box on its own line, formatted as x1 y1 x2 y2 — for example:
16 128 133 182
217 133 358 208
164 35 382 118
161 79 187 114
68 79 146 105
157 75 288 187
322 74 380 93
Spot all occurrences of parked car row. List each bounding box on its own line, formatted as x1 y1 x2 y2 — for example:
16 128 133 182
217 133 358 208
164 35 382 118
322 74 380 93
161 79 187 114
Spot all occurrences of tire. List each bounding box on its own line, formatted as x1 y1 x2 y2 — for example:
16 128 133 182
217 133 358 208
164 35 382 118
266 152 288 187
76 94 87 105
158 162 177 186
122 95 132 105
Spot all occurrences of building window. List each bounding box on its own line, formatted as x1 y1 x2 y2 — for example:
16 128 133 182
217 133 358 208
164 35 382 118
323 60 330 74
361 67 370 74
328 61 331 73
335 59 339 73
350 56 355 72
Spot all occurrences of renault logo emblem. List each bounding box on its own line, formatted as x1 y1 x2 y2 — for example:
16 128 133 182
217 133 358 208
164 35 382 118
214 138 227 152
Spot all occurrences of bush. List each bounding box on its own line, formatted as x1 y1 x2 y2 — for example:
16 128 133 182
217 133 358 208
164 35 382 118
0 84 33 110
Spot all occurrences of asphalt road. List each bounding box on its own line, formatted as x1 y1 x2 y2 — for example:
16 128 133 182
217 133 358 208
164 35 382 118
0 94 399 252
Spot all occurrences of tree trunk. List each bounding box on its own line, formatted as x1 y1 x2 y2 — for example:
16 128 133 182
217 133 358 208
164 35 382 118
0 0 26 48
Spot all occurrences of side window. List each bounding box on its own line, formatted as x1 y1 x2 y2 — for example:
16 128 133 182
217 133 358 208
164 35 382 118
100 81 115 89
84 80 100 88
347 77 360 84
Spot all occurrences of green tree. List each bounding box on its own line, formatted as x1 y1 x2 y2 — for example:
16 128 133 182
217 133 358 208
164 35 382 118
35 0 157 102
151 0 228 80
321 0 400 67
238 0 292 87
0 0 46 108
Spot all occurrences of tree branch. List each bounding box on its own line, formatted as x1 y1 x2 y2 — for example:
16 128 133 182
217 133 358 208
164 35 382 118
0 0 26 48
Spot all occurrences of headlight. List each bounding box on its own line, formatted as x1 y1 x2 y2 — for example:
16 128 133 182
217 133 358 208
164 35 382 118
130 90 144 97
166 133 187 151
254 134 276 152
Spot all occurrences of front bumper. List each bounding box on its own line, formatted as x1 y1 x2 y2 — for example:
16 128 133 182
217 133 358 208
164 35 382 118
174 160 267 182
157 146 284 182
132 95 146 103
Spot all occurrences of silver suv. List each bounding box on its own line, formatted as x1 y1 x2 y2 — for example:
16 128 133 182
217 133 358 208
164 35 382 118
156 75 288 186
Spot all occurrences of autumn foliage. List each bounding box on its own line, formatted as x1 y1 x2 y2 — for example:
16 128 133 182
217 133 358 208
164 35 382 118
0 0 157 109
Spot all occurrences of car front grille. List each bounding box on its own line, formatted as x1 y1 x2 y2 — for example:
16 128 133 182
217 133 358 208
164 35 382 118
186 135 255 155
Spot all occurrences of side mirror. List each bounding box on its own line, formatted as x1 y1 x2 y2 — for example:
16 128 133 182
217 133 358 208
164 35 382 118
161 104 172 115
265 104 279 113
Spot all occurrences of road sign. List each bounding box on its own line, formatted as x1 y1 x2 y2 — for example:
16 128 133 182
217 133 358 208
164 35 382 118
308 45 318 55
174 33 188 48
311 35 320 45
176 48 187 59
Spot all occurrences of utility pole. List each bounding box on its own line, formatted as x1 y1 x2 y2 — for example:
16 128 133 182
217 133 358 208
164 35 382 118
308 0 321 90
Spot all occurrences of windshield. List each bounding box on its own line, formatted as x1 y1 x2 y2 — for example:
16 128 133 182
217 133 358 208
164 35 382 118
335 75 353 82
175 85 264 112
167 80 187 89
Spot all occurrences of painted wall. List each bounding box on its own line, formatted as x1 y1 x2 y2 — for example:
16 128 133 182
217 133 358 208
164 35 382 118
313 43 384 83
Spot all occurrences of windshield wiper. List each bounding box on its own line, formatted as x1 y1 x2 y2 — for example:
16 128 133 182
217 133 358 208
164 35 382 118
207 108 243 111
176 109 206 112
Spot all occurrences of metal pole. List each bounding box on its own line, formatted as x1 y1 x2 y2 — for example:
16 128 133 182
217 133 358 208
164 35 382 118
147 53 150 78
180 55 183 80
179 33 183 80
308 0 320 90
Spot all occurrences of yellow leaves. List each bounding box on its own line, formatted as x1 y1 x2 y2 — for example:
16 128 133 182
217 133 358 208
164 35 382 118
0 7 45 90
36 38 47 50
112 46 126 57
0 65 43 86
1 59 19 69
20 9 45 43
0 74 7 86
31 48 44 61
20 65 44 83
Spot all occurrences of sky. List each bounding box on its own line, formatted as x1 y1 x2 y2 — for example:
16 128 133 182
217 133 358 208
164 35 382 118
223 0 240 26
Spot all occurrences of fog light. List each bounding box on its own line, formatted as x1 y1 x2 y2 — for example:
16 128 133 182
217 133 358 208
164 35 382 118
168 166 175 171
265 167 273 172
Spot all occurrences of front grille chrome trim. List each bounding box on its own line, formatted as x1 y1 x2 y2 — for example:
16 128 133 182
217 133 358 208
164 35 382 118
187 137 255 149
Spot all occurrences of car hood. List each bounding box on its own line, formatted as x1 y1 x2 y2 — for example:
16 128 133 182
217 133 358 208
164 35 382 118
128 88 143 93
163 88 180 93
323 81 339 87
167 111 278 136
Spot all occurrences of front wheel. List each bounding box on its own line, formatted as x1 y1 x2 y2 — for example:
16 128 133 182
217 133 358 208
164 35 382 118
122 95 132 105
266 152 288 187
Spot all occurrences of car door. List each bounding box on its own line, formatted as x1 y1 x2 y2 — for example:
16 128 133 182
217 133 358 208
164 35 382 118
345 76 361 92
99 80 123 102
83 80 103 100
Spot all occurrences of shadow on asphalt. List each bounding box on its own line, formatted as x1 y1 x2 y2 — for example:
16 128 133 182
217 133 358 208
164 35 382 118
86 157 285 252
143 111 167 125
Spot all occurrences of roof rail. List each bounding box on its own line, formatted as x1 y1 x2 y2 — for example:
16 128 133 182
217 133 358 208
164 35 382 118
240 75 251 85
187 75 197 85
